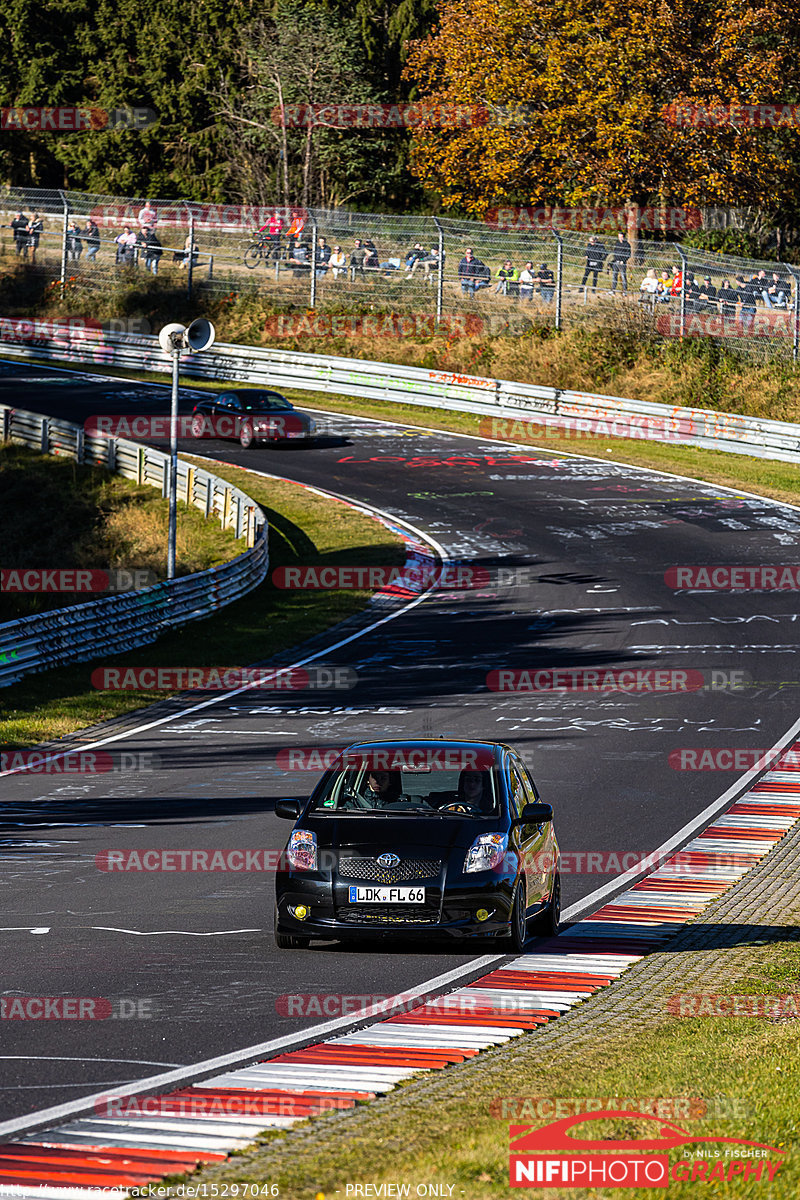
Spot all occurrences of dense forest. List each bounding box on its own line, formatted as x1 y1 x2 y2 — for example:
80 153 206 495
2 0 800 231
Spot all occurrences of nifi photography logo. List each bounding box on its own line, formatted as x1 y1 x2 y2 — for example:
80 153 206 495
508 1111 786 1188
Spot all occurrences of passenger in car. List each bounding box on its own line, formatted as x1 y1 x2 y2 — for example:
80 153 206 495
458 769 494 812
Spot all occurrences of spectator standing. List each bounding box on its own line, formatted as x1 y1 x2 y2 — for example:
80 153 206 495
84 218 100 262
66 220 83 262
495 259 518 295
518 260 536 301
350 238 367 279
717 278 739 324
609 232 631 294
137 201 157 232
11 211 29 256
26 213 43 263
581 236 607 292
533 261 555 303
739 274 759 333
329 244 347 279
144 227 163 275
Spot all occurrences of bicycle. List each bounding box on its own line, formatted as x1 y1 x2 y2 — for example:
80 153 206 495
242 230 282 269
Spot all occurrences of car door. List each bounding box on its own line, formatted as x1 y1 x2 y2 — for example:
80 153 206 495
509 756 548 907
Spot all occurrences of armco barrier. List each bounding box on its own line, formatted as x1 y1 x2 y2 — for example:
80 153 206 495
3 327 800 465
0 404 268 687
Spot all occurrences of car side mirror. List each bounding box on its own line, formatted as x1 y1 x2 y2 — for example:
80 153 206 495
517 802 553 824
275 798 301 819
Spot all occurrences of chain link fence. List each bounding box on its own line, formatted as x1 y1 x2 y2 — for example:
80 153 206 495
2 186 797 363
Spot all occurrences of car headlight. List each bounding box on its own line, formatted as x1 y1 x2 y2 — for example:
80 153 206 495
464 833 508 874
287 829 317 871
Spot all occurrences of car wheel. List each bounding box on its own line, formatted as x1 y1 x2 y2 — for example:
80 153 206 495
504 880 527 952
275 930 310 949
530 871 561 939
239 421 254 448
190 413 206 439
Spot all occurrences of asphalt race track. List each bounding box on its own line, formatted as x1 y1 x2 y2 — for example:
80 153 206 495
1 357 799 1122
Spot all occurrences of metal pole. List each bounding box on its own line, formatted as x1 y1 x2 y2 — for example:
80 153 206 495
310 218 318 308
167 347 180 579
433 217 444 324
677 245 688 339
553 227 563 332
186 208 195 302
783 263 800 364
58 191 69 300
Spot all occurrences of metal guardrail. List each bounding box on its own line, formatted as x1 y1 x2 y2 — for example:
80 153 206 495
3 327 800 466
0 404 268 687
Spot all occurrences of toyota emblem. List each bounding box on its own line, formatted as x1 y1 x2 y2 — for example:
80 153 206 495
377 852 401 868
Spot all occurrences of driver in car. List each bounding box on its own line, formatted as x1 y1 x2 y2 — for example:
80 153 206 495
456 768 494 813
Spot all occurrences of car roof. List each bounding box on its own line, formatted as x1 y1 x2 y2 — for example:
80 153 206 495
342 739 506 761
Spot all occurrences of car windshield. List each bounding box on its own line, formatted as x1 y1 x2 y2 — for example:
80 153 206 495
220 391 292 413
310 762 500 816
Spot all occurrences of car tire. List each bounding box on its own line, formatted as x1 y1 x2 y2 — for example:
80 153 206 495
190 413 206 439
504 880 527 952
274 913 310 949
239 421 254 448
530 870 561 939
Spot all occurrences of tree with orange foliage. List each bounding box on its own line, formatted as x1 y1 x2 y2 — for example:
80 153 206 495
404 0 800 218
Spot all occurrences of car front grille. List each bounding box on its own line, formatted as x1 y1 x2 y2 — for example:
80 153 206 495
338 857 442 883
336 905 439 925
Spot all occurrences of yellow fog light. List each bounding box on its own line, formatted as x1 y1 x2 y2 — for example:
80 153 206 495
476 908 490 922
292 904 309 920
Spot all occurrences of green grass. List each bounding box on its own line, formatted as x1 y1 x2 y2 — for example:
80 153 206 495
142 935 800 1200
0 464 405 748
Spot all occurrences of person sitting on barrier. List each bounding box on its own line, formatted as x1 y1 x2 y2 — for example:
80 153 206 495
639 269 661 309
495 259 518 295
764 271 790 309
458 247 490 296
115 226 137 265
315 236 331 277
684 272 700 313
329 244 347 279
405 243 425 275
363 239 379 269
288 238 312 276
533 262 555 303
695 276 717 313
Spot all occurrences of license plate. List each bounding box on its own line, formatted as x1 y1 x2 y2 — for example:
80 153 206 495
348 886 425 903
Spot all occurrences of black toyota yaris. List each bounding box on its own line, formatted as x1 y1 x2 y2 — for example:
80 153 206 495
273 739 560 950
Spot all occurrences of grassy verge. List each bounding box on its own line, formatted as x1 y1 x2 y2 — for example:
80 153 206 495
147 933 800 1200
0 463 405 748
0 443 240 622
